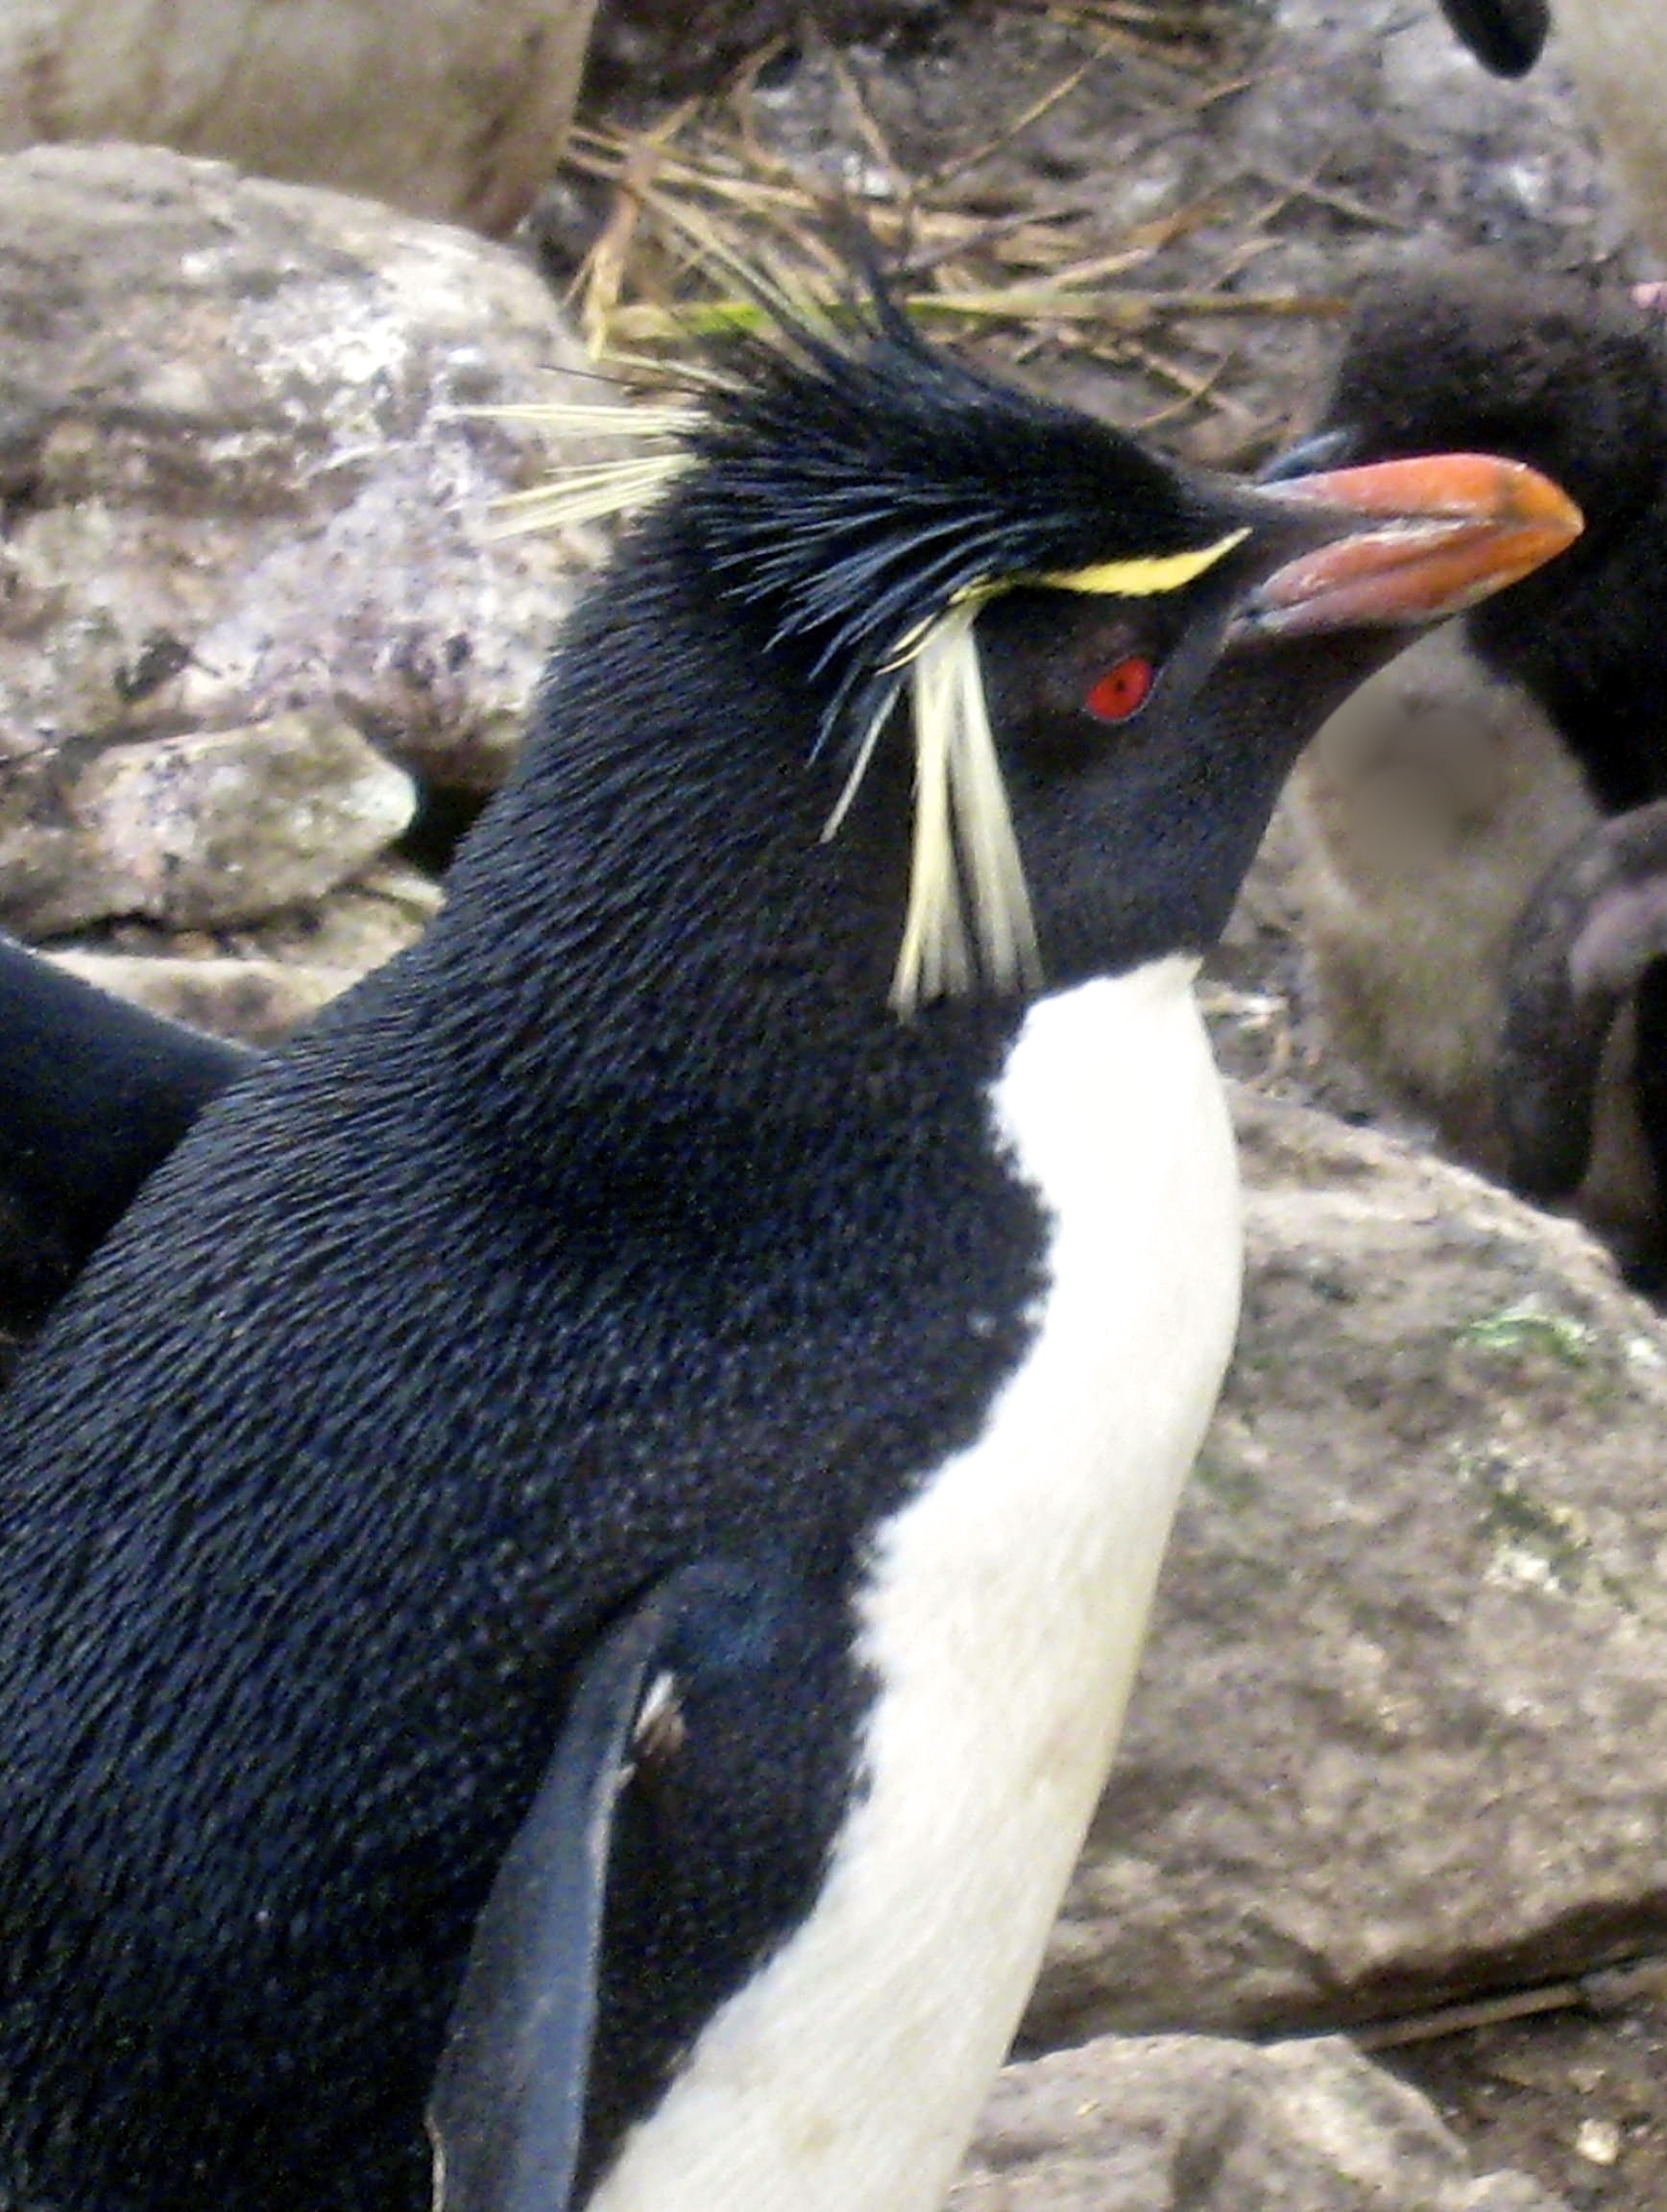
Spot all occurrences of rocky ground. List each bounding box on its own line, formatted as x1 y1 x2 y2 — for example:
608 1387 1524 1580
3 0 1666 2204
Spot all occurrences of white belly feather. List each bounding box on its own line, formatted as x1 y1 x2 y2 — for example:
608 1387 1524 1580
589 954 1242 2212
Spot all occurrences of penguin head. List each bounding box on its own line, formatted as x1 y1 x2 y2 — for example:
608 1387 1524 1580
443 304 1579 1122
1268 263 1664 538
656 318 1356 1006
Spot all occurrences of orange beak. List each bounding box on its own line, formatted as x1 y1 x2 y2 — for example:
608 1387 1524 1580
1237 452 1582 639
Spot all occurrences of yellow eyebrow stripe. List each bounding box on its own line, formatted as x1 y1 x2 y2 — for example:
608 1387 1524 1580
1041 527 1251 598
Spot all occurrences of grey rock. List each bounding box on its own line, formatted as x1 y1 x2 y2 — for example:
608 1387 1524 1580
950 2032 1566 2211
48 863 446 1043
0 0 599 235
208 863 446 975
1551 7 1667 269
47 951 364 1049
1 712 414 933
1029 1087 1667 2045
0 144 606 815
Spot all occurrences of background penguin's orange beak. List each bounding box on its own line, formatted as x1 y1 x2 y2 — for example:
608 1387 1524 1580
1236 452 1583 638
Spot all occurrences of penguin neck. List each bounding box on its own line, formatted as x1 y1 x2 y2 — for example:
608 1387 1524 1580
416 541 1040 1190
1469 495 1667 813
1469 389 1667 809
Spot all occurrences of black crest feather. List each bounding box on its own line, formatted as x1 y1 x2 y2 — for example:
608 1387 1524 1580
678 304 1224 759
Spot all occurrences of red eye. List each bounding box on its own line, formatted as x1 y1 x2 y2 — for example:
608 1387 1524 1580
1086 654 1155 723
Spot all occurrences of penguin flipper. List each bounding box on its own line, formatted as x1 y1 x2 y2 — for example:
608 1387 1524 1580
427 1572 705 2212
0 935 254 1330
1435 0 1550 78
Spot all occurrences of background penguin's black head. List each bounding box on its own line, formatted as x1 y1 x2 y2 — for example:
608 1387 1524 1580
1268 261 1666 813
1275 262 1666 536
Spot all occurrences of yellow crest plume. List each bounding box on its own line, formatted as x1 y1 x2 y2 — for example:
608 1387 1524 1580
882 603 1041 1016
829 531 1249 1018
484 403 699 537
1043 532 1249 598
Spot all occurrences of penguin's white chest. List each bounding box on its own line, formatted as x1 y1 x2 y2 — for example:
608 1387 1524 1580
588 955 1242 2212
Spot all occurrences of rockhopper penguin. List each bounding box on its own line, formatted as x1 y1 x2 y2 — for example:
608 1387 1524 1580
0 298 1579 2212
